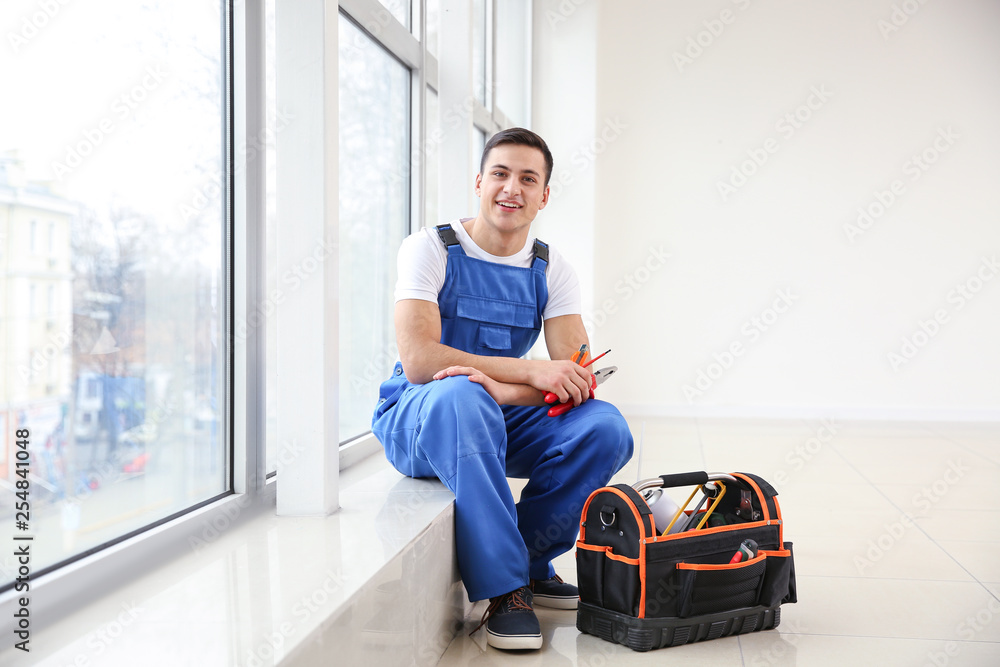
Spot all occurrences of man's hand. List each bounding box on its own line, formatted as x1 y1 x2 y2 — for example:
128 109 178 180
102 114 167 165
524 359 594 407
434 366 530 406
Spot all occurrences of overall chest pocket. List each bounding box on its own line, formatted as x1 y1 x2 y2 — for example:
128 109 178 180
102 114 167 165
457 295 538 353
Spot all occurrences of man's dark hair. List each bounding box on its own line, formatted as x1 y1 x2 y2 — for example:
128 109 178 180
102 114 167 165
479 127 554 187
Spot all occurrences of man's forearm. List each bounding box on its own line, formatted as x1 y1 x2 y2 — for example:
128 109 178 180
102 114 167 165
401 341 535 385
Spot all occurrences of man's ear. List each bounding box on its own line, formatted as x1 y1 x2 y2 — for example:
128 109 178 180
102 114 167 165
474 173 482 197
539 185 551 209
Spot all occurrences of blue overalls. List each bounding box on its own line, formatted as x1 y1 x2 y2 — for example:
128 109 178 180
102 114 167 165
372 224 633 602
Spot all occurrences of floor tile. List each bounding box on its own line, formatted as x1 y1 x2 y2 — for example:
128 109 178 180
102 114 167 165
876 481 991 512
437 419 1000 667
937 541 1000 583
791 527 973 581
739 631 1000 667
790 576 1000 642
437 604 745 666
700 439 863 483
831 438 997 486
914 510 1000 543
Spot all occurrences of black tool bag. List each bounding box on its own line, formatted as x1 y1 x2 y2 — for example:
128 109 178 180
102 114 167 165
575 471 797 651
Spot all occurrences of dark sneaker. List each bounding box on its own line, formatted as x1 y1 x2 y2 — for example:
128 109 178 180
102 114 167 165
472 587 542 650
530 574 579 609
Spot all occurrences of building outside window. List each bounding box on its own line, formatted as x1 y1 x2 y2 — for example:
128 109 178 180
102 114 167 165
0 0 227 590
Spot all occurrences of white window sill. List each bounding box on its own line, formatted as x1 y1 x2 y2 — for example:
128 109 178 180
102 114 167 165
0 445 466 666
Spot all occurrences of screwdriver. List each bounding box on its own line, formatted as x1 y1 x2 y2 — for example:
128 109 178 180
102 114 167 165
542 346 611 406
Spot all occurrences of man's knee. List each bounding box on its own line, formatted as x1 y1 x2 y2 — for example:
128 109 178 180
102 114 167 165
426 375 499 412
582 404 634 470
423 376 505 454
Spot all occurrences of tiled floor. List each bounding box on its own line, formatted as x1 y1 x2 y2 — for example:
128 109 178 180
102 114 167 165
437 418 1000 666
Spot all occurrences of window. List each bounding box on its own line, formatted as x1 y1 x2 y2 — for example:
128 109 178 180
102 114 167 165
264 0 278 475
377 0 410 31
425 87 440 229
338 14 411 443
0 0 532 599
323 0 534 450
426 0 440 58
0 1 227 591
473 0 489 108
495 0 531 127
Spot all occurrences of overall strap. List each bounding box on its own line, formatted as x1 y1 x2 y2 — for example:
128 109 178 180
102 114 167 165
435 224 465 256
531 238 549 272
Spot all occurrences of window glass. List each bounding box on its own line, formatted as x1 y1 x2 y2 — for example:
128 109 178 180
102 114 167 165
338 14 410 443
265 0 278 475
425 87 440 228
473 0 488 108
0 0 227 589
426 0 440 58
495 0 530 127
377 0 411 32
472 128 488 212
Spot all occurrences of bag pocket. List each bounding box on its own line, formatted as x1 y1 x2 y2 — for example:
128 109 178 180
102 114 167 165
603 554 641 616
575 545 605 608
575 545 641 616
674 553 767 617
759 544 796 606
643 561 686 618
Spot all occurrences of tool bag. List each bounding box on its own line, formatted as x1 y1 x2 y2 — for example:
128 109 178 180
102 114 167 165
575 471 796 651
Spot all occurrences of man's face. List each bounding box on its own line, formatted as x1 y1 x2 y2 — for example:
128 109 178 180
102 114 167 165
475 143 550 236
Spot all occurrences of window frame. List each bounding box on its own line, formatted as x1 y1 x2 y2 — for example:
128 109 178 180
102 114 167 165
332 0 428 466
0 0 534 624
0 0 255 612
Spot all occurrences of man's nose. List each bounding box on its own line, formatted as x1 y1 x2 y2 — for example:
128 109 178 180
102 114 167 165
503 176 520 196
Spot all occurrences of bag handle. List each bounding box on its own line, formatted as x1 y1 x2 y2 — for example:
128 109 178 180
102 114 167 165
634 471 739 491
657 471 709 488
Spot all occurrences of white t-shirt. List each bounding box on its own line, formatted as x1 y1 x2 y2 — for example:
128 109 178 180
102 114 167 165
394 219 581 320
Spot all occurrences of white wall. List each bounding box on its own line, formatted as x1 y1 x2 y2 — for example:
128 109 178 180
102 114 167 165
531 0 599 316
536 0 1000 420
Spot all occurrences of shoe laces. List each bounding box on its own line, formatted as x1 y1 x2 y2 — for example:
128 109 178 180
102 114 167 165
470 588 532 636
530 574 563 590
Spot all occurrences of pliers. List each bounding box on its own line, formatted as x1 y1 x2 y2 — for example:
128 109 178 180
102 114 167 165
544 366 618 417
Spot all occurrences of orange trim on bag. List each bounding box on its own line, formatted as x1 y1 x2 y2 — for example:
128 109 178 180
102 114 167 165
604 487 652 541
773 496 785 544
760 548 790 558
638 539 647 618
574 541 640 565
676 553 766 571
650 519 769 543
579 490 600 542
578 486 652 543
733 473 771 522
606 550 640 566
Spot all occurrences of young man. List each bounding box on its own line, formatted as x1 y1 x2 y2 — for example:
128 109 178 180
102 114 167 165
372 128 633 651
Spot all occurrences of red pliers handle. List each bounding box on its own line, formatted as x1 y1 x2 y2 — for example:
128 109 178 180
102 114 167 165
544 374 597 417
